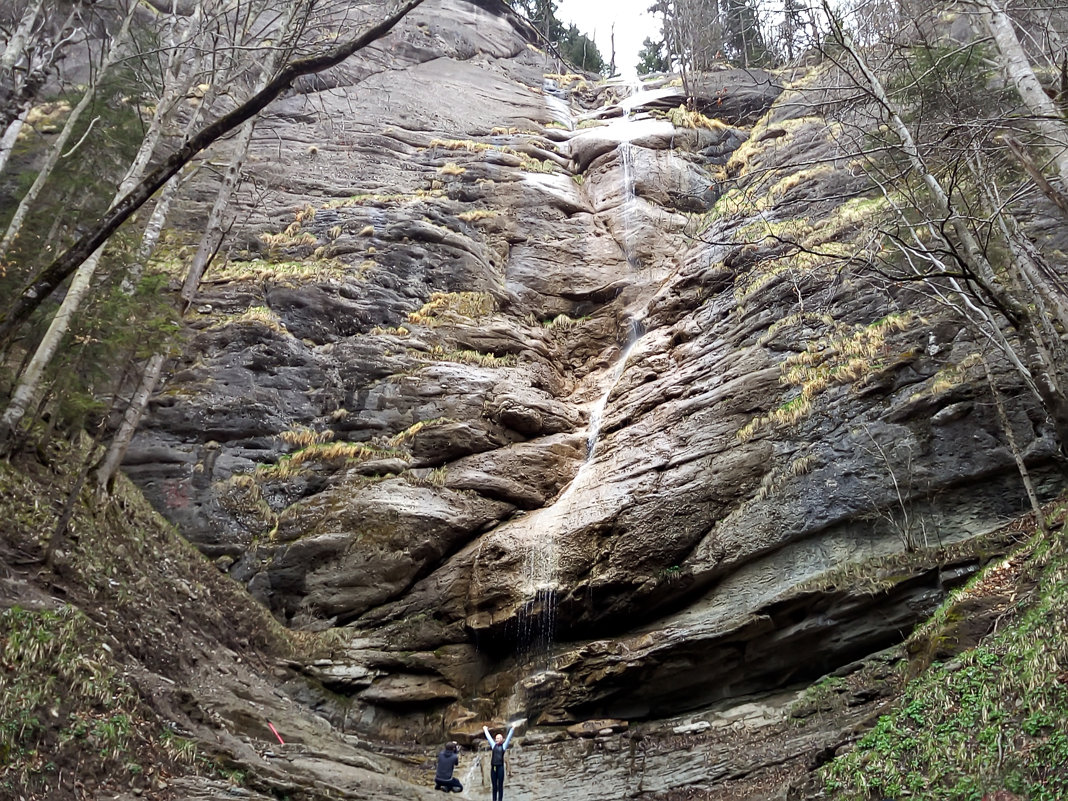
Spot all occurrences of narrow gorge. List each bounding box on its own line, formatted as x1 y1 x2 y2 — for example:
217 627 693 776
2 0 1066 799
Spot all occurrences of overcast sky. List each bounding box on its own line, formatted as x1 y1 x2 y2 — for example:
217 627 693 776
555 0 660 77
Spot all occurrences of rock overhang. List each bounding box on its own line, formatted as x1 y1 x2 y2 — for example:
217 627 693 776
119 0 1061 744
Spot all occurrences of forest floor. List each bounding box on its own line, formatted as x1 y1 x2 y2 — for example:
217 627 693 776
807 503 1068 801
0 436 292 800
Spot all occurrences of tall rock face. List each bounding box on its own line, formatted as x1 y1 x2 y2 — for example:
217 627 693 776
128 0 1061 753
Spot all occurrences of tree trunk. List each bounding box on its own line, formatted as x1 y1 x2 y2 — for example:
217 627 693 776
95 352 166 492
982 357 1051 537
0 0 427 348
0 0 45 133
46 431 106 569
968 0 1068 190
0 5 137 258
122 169 191 293
178 123 251 306
0 109 28 177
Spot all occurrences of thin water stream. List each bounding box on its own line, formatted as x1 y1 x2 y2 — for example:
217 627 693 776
509 84 657 673
458 753 482 796
618 141 641 268
513 315 645 664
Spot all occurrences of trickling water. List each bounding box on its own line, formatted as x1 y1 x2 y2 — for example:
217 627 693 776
618 141 642 269
510 88 655 676
513 312 646 666
619 139 635 192
458 753 482 795
586 320 644 458
515 583 557 663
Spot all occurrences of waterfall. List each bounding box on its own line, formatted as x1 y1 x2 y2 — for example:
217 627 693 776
510 87 653 675
516 556 558 663
618 140 641 269
512 219 648 667
458 753 482 796
513 315 644 665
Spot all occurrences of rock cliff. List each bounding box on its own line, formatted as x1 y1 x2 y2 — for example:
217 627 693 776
121 0 1062 792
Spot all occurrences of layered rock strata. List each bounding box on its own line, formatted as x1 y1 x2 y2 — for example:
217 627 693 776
126 0 1062 758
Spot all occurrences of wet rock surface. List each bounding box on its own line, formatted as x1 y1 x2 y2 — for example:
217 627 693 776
117 0 1065 797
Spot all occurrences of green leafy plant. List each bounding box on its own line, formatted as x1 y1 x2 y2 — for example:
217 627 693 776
821 522 1068 799
0 606 148 791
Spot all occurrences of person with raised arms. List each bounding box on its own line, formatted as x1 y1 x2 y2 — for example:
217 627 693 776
483 722 517 801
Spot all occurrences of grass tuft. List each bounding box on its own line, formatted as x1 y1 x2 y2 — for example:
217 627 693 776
739 312 918 440
666 105 727 131
407 291 494 326
209 305 289 336
253 441 401 481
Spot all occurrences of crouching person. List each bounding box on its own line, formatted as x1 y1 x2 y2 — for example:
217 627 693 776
434 741 463 792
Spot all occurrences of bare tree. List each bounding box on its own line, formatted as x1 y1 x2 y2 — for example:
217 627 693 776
0 0 427 448
96 1 314 491
819 0 1068 455
981 356 1051 537
0 2 137 257
1 0 48 132
179 1 312 308
0 0 209 442
0 0 426 356
855 424 932 552
0 0 85 135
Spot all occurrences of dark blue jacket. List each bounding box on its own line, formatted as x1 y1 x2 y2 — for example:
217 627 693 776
435 749 459 781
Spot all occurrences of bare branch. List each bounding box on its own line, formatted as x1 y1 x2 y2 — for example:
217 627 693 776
0 0 427 347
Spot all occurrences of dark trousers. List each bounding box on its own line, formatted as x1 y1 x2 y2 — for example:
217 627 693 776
491 764 505 801
435 777 463 792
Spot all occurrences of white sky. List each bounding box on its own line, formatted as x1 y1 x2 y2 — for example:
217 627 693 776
555 0 660 77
